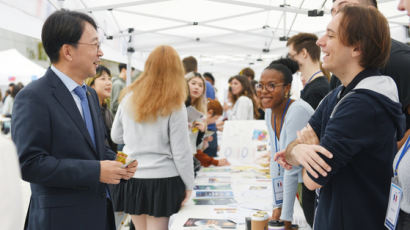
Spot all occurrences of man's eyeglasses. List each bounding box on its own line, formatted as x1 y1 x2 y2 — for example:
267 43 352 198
255 82 285 92
76 41 101 51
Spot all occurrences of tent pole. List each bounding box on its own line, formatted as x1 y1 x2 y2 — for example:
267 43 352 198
126 28 135 86
126 52 132 86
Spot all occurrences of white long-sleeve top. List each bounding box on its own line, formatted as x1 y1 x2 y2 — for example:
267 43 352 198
0 135 24 230
228 96 254 120
111 94 194 189
393 139 410 213
2 96 13 115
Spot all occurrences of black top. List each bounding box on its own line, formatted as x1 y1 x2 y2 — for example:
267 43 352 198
256 108 265 120
300 76 330 110
101 106 117 152
308 69 405 230
383 39 410 111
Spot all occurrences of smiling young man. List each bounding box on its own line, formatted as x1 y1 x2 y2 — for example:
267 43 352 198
277 5 405 230
330 0 410 139
11 10 137 230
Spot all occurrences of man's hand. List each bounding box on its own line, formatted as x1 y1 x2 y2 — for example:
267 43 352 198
297 124 319 145
274 150 293 170
291 144 333 178
123 160 138 180
100 160 128 184
181 190 192 207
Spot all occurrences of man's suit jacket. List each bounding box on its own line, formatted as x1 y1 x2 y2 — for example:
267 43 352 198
12 68 116 230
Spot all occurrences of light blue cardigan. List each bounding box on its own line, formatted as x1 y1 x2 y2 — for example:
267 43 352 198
266 99 314 221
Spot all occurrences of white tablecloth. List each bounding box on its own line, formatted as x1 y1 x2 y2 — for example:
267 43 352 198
169 165 311 230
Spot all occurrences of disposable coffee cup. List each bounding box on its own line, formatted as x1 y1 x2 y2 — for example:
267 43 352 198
251 213 268 230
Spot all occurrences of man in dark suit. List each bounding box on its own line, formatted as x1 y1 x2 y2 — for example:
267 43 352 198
11 10 137 230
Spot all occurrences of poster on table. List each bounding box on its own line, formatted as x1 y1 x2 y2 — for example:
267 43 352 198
220 120 270 165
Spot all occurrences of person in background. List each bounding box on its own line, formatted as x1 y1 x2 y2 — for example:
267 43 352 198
185 72 207 175
85 65 116 151
287 33 330 110
0 89 6 120
229 75 257 120
186 72 207 114
111 45 194 230
182 56 197 73
0 135 24 230
203 72 215 86
203 72 219 157
396 0 410 150
286 33 330 227
389 1 410 229
182 56 215 100
2 83 22 117
2 89 9 104
111 63 127 116
1 83 16 116
239 67 255 82
257 59 314 229
2 83 14 104
195 99 230 167
203 72 217 97
392 128 410 230
16 82 24 90
238 67 265 119
276 6 405 230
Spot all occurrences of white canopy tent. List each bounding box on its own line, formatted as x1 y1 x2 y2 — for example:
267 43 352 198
0 49 46 86
0 0 408 97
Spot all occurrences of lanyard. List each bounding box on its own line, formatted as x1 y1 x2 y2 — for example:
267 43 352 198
305 70 322 85
394 136 410 176
273 98 291 153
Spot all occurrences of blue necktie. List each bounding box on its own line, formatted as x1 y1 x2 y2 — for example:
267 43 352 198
74 86 111 199
74 86 96 148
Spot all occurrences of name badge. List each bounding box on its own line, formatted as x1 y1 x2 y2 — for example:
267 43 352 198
385 180 403 230
272 176 283 206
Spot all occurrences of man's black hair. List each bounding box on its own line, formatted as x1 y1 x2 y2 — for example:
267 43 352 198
203 72 215 84
118 63 127 72
41 9 97 63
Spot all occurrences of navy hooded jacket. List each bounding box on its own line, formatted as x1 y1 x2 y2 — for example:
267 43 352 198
308 69 406 230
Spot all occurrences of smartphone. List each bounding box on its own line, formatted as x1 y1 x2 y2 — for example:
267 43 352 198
121 159 136 168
